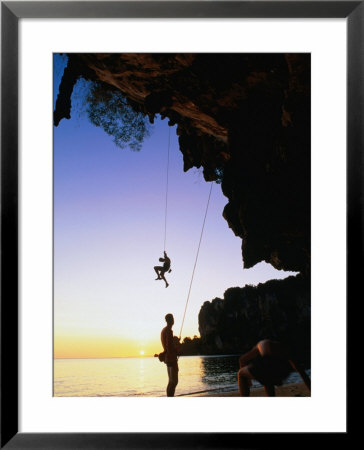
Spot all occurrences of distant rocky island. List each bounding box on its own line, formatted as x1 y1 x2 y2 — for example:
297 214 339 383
180 274 310 368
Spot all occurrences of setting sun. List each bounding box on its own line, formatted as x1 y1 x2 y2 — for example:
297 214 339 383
140 350 145 356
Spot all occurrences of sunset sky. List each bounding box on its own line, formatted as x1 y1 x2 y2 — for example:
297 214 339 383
53 54 296 358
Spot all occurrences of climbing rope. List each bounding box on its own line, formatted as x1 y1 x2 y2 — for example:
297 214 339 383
179 182 213 339
163 127 171 252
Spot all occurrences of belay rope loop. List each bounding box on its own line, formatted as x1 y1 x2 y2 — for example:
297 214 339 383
163 127 171 252
179 182 213 340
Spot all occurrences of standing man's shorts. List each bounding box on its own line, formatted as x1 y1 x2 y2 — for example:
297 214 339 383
167 362 179 385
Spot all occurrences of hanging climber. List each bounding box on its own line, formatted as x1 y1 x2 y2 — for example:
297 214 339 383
154 251 172 288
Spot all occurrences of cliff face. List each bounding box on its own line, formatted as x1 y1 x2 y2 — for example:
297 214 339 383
54 53 310 274
198 276 311 365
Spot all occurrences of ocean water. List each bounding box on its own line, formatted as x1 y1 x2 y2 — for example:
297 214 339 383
54 355 310 397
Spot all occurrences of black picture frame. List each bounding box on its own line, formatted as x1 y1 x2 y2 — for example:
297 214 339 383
1 1 358 448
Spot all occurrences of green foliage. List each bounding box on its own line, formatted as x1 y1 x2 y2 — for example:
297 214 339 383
86 82 152 151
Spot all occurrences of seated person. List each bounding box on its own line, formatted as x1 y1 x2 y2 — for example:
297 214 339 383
237 339 311 397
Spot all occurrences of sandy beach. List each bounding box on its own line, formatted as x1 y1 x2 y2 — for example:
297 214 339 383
186 382 310 397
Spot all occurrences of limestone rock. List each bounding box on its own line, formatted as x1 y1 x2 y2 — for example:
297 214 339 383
198 275 311 365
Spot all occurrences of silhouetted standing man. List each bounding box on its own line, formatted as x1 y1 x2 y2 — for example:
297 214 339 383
161 313 180 396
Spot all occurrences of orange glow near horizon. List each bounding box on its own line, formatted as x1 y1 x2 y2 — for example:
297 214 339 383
54 335 161 359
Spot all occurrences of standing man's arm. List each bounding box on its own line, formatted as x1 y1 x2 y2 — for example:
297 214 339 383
165 328 174 354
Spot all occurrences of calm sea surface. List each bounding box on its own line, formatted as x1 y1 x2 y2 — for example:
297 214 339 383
54 355 310 397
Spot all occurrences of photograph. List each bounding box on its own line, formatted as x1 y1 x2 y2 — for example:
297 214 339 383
53 53 311 398
2 0 356 445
